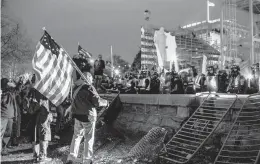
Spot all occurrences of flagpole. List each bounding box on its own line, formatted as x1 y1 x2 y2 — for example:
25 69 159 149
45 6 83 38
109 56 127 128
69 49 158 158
78 42 80 55
41 27 92 87
207 0 209 22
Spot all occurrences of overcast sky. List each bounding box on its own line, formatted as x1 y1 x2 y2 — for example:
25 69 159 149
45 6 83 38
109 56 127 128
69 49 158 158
4 0 249 63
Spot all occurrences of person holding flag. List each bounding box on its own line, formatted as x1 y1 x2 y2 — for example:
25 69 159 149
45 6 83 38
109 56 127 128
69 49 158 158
32 28 108 164
31 29 76 162
65 56 108 164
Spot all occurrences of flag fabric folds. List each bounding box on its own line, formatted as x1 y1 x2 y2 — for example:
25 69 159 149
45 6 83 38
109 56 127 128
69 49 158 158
32 30 74 106
78 44 92 59
144 10 151 21
102 94 123 125
208 1 215 7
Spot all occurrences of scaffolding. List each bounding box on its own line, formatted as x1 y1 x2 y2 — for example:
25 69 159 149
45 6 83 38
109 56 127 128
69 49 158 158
174 27 220 73
235 0 260 66
141 27 157 70
220 0 238 68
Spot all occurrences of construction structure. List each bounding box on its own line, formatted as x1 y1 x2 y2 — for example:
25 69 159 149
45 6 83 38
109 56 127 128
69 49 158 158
174 27 220 73
221 0 238 68
159 93 238 163
236 0 260 66
141 10 158 70
140 25 221 73
141 19 249 74
182 18 248 69
214 93 260 164
141 26 157 70
140 1 260 75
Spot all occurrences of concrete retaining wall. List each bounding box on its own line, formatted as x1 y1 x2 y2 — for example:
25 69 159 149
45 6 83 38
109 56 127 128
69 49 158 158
101 94 248 134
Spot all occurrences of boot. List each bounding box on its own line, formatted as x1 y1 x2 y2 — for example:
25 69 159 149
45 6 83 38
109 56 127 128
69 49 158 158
83 159 93 164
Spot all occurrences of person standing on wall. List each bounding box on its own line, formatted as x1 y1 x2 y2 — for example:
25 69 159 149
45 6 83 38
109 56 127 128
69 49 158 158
94 54 105 91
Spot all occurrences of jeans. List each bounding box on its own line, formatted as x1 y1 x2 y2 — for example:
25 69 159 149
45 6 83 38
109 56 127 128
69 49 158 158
95 75 103 90
1 117 13 152
68 108 96 162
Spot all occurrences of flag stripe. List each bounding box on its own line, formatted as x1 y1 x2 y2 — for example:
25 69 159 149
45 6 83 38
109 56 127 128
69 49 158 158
79 50 91 57
46 54 67 97
48 54 72 100
34 55 56 89
32 31 74 106
35 56 57 92
53 77 72 105
41 54 63 97
78 45 92 58
52 68 72 105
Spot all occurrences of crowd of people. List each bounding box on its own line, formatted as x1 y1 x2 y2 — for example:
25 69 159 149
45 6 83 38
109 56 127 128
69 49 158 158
1 53 259 163
97 63 260 95
1 55 109 164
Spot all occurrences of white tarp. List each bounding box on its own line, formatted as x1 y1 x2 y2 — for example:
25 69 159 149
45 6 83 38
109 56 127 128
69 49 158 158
165 32 178 72
202 55 207 75
154 27 166 70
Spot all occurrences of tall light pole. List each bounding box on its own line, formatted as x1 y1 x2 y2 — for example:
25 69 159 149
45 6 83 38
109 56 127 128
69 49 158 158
111 45 114 77
249 0 254 66
207 0 210 22
220 0 224 69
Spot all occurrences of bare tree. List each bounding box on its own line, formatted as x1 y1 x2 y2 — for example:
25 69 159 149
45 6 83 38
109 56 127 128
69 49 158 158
1 0 33 78
106 55 130 73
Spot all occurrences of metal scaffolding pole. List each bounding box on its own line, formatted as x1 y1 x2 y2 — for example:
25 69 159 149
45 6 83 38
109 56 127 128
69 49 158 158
250 0 254 66
220 1 224 69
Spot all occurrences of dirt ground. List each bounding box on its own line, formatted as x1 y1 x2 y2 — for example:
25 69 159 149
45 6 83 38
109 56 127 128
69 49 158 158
1 125 220 164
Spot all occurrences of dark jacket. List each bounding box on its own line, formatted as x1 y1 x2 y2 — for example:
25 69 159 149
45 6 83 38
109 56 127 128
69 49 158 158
171 78 184 94
94 59 105 75
150 77 160 94
1 91 16 119
72 84 105 122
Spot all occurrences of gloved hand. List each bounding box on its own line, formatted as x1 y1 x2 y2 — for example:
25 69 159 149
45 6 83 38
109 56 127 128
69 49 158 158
64 105 72 118
99 98 109 107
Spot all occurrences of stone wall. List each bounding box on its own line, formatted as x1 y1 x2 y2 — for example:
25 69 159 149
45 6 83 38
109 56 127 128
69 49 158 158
101 94 248 134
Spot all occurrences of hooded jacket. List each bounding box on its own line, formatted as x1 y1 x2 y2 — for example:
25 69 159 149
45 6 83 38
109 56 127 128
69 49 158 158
72 83 107 122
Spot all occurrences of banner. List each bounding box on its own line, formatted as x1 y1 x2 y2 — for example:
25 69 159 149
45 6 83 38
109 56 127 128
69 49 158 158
202 55 207 75
165 32 178 72
154 27 167 66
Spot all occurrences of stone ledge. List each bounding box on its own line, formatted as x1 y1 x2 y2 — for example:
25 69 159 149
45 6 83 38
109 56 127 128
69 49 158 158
100 94 248 108
101 94 248 133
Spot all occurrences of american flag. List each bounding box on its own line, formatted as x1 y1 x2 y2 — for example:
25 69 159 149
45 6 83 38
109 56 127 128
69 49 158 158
32 31 74 106
78 44 92 59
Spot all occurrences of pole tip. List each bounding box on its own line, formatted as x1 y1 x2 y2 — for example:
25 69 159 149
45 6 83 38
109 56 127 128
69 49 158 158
42 27 46 31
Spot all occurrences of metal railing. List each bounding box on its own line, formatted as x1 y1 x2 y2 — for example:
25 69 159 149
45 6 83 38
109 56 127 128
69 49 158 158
159 92 238 164
214 93 260 164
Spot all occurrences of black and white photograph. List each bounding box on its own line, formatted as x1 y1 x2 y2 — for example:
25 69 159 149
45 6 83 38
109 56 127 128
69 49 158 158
1 0 260 163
